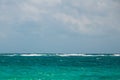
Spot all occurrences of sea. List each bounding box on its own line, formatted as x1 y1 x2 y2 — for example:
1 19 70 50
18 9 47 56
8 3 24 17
0 53 120 80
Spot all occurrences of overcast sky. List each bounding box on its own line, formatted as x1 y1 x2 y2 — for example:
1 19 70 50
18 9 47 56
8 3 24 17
0 0 120 53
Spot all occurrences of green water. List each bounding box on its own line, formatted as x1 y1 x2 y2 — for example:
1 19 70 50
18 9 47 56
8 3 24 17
0 55 120 80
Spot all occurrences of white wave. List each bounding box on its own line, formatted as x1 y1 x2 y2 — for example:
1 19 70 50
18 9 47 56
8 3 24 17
57 54 99 57
20 54 43 56
112 54 120 56
1 53 120 57
56 54 109 57
57 54 85 56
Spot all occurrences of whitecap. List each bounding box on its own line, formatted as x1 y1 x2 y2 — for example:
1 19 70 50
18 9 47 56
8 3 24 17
20 54 43 56
112 54 120 56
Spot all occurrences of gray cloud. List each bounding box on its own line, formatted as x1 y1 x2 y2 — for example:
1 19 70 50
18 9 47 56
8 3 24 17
0 0 120 38
54 0 120 35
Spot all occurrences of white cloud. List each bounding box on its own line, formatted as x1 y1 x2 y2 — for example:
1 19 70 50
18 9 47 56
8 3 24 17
54 0 120 35
0 0 120 37
0 0 62 23
29 0 62 6
54 13 93 34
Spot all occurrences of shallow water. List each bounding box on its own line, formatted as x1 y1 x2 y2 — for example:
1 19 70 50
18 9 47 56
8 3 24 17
0 53 120 80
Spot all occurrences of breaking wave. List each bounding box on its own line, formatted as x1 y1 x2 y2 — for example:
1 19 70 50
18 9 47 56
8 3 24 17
0 53 120 57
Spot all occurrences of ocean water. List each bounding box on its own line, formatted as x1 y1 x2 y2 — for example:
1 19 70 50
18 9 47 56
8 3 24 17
0 53 120 80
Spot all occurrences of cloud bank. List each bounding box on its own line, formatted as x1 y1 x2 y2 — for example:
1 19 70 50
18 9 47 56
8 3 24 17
0 0 120 38
0 0 120 53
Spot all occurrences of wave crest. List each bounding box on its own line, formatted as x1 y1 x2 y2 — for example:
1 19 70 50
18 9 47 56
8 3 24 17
0 53 120 57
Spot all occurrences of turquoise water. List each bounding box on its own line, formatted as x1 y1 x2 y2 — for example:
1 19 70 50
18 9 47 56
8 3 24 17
0 53 120 80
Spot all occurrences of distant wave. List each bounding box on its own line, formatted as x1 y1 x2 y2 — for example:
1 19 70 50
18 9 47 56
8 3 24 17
0 53 120 57
20 54 43 56
57 54 105 57
112 54 120 56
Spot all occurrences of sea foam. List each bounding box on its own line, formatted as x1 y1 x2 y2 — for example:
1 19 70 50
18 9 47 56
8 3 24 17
20 54 43 56
0 53 120 57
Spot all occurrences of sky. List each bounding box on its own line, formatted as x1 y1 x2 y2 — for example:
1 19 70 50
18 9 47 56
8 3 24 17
0 0 120 53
